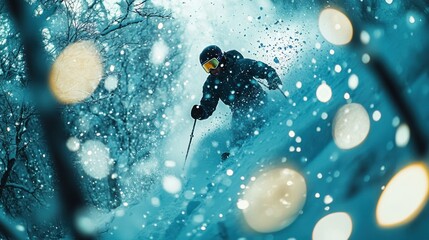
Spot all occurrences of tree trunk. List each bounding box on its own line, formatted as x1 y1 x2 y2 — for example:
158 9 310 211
108 161 121 209
0 158 16 197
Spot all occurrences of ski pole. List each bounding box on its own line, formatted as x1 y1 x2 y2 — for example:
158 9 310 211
256 79 288 100
183 119 197 170
277 86 288 100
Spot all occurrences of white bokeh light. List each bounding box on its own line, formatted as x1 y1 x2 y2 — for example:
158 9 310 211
162 175 182 194
49 41 103 104
395 124 410 147
376 162 429 228
360 30 371 44
242 168 306 233
80 140 111 179
318 8 353 45
333 103 370 149
372 110 382 121
312 212 353 240
334 64 342 73
104 75 118 92
66 137 80 152
362 53 371 64
348 74 359 90
316 83 333 103
150 39 169 65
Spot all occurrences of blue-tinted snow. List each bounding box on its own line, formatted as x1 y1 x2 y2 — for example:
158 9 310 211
100 1 429 239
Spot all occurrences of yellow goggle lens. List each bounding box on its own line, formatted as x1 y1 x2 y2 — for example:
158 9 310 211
202 58 220 73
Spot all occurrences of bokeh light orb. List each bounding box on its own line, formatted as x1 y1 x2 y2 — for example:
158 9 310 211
312 212 353 240
319 8 353 45
333 103 370 149
316 82 332 103
242 168 307 233
348 74 359 90
162 175 182 194
50 41 103 104
376 162 429 228
80 140 111 179
395 124 410 147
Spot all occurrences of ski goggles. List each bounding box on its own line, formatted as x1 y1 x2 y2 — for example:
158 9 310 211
202 57 221 73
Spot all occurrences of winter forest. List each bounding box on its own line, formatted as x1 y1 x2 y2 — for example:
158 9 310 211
1 0 429 239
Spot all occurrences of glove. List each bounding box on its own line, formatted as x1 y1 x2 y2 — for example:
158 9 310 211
191 105 205 120
268 76 282 90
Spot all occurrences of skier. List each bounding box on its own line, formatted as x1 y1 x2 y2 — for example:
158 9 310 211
191 45 282 158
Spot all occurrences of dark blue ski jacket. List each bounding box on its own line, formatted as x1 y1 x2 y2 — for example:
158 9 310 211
198 50 280 119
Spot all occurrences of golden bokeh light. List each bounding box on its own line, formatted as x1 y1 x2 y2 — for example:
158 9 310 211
312 212 353 240
376 162 429 228
49 41 103 104
241 168 307 233
318 8 353 45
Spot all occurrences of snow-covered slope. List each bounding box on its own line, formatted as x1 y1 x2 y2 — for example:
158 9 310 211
100 1 429 239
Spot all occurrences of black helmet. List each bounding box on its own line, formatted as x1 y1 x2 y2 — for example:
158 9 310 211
199 45 223 65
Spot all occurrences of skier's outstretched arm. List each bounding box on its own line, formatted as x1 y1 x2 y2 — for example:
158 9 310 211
245 59 282 90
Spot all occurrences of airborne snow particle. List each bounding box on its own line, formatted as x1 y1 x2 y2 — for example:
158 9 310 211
385 0 393 4
274 57 280 63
